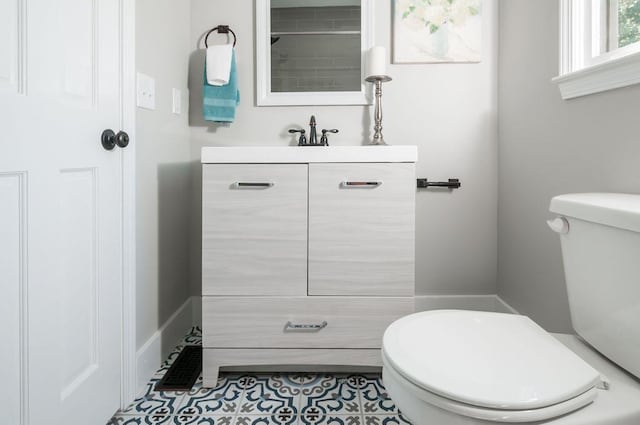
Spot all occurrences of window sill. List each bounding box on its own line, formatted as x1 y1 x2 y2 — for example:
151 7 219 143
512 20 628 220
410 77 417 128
553 51 640 100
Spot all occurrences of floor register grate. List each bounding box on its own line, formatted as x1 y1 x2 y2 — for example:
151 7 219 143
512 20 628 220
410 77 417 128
154 345 202 391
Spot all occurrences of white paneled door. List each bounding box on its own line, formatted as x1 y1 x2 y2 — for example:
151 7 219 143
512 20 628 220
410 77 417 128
0 1 126 424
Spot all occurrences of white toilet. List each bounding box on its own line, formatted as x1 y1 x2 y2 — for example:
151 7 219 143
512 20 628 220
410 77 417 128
382 193 640 424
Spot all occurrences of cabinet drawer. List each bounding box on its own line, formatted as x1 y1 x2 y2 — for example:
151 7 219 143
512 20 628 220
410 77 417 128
202 164 307 296
202 297 414 349
308 163 415 296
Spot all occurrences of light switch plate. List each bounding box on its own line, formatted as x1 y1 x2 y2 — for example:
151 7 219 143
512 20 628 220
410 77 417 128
172 88 182 114
136 72 156 110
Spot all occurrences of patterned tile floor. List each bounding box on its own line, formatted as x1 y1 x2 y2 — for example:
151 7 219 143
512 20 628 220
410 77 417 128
108 328 412 425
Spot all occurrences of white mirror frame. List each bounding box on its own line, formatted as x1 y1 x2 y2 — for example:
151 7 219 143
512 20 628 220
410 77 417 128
256 0 374 106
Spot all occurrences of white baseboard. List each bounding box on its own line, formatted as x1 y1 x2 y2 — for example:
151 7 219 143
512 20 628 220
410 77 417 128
192 295 202 328
135 297 194 395
415 294 519 314
495 295 519 314
189 294 519 319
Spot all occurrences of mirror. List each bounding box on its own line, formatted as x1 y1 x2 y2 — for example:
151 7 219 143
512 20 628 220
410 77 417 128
256 0 373 106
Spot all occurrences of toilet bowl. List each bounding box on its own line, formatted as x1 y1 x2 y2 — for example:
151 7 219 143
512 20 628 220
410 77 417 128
382 194 640 424
382 310 640 424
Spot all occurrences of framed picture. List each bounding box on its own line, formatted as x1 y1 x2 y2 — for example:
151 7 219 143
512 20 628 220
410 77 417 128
393 0 483 63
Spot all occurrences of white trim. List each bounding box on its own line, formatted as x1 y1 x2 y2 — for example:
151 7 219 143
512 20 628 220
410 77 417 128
255 0 269 105
256 90 371 106
553 51 640 99
120 0 137 408
17 172 28 425
609 0 620 51
589 0 607 61
495 296 519 314
255 0 374 106
414 295 518 314
18 0 27 94
272 0 360 6
558 0 572 76
135 297 194 395
558 0 586 75
192 296 202 328
555 0 640 99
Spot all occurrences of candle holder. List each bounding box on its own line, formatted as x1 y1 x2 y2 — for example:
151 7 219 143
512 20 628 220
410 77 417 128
365 75 392 145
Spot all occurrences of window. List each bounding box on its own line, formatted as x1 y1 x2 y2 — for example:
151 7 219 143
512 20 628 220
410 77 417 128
611 0 640 49
554 0 640 99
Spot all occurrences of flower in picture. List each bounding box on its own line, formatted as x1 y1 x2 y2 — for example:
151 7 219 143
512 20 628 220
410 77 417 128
394 0 483 63
399 0 481 34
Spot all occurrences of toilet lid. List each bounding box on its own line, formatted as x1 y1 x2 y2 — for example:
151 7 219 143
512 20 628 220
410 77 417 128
382 310 602 411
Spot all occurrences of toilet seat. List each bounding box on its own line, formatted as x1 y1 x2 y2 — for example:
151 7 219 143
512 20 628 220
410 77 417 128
382 350 599 423
382 310 604 422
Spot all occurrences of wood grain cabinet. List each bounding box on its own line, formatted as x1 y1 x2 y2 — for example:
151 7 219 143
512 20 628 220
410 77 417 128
202 164 308 296
201 147 417 388
308 163 415 296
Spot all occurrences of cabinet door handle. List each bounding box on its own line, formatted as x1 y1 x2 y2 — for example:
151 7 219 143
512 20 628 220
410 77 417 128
234 182 274 188
341 181 382 188
284 321 328 332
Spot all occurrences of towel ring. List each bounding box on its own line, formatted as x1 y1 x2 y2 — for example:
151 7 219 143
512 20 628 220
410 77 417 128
205 25 237 48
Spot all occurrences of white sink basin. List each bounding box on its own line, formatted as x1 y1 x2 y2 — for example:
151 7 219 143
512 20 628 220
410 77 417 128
201 146 418 164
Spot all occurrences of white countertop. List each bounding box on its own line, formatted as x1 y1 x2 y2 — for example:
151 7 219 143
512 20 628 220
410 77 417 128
201 146 418 164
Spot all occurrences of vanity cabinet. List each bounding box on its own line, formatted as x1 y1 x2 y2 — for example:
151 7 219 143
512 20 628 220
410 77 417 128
201 147 417 388
308 163 415 296
202 164 307 296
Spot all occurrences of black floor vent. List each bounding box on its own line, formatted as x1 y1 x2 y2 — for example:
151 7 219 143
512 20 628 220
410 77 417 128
154 345 202 391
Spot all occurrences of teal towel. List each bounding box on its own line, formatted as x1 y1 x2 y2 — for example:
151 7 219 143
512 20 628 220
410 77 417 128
203 49 240 123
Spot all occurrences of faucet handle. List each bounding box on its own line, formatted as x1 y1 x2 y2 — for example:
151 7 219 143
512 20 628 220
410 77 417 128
320 129 339 146
288 128 307 145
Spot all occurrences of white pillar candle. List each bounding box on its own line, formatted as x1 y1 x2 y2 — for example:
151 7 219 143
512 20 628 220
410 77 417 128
366 46 387 77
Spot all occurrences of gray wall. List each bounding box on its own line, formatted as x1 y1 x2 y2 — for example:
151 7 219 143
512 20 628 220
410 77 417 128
135 0 192 350
189 0 499 299
498 0 640 332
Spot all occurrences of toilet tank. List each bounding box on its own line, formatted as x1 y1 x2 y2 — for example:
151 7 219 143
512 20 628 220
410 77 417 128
549 193 640 380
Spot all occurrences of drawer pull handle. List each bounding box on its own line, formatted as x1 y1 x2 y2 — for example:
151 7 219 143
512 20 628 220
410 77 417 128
341 181 382 188
284 321 328 332
234 182 274 188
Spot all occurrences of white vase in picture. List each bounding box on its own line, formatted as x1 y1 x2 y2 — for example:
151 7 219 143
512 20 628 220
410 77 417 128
430 23 450 59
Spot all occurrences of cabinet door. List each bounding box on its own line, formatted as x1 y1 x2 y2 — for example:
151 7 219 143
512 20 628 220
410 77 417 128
203 164 307 295
308 163 415 296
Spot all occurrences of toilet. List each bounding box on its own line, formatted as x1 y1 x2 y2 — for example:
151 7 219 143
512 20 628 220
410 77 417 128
382 193 640 424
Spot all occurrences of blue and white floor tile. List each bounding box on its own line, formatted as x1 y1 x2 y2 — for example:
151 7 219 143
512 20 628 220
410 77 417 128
173 414 235 424
362 415 412 425
120 377 188 417
299 374 361 423
238 374 301 419
358 376 399 416
108 328 412 425
107 413 175 424
177 374 244 417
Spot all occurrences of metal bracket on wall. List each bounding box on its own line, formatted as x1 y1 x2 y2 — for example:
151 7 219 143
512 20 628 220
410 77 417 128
416 178 461 189
204 25 237 48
